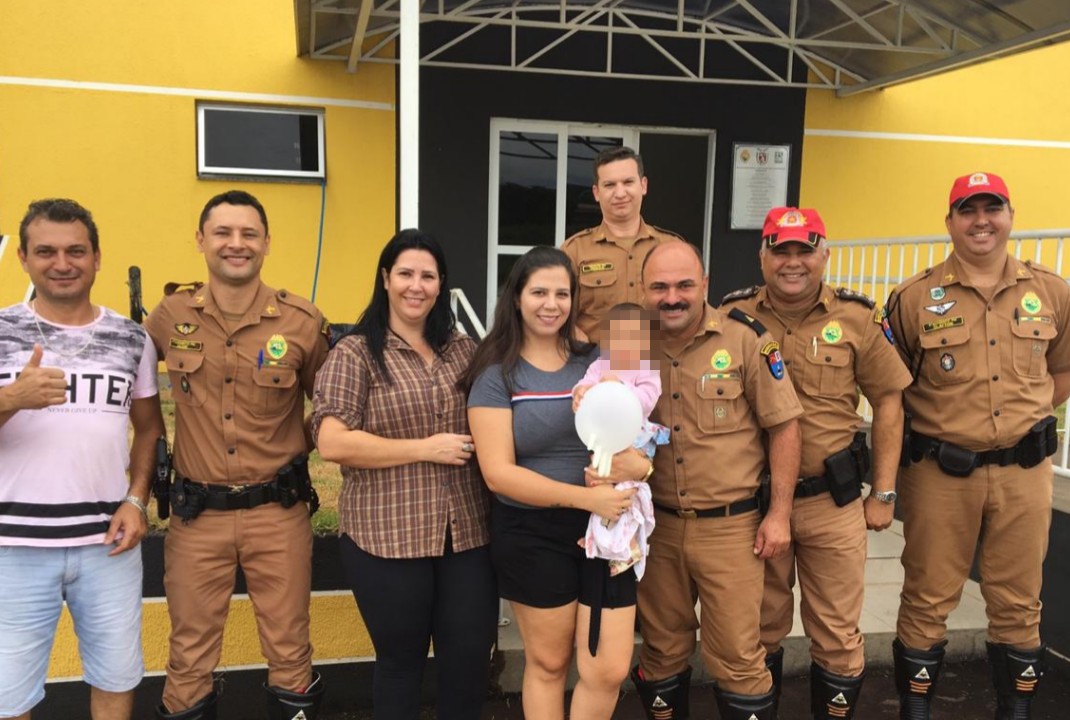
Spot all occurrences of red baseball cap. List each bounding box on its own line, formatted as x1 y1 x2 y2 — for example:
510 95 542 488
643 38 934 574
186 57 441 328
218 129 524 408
949 172 1010 210
761 207 826 248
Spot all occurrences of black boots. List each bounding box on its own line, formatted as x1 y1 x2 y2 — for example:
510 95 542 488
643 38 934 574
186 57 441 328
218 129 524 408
156 692 218 720
765 647 784 717
265 672 326 720
810 663 863 720
713 687 777 720
893 638 946 720
987 642 1045 719
631 664 692 719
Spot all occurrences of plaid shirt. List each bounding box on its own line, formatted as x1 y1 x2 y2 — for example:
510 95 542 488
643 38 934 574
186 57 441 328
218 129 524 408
311 331 490 558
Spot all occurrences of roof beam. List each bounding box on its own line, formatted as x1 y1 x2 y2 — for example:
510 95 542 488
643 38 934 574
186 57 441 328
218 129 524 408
825 0 893 46
346 0 375 71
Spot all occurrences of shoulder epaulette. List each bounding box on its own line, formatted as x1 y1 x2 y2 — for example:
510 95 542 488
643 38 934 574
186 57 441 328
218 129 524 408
650 225 685 241
727 307 768 336
163 281 203 296
276 289 319 318
1024 259 1062 278
562 227 596 246
721 285 761 305
834 287 875 309
892 267 934 296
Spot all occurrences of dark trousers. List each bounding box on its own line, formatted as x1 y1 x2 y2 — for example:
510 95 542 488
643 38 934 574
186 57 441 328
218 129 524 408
340 533 498 720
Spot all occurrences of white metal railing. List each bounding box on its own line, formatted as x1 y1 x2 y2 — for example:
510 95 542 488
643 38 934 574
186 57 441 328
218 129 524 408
825 229 1070 478
450 288 487 339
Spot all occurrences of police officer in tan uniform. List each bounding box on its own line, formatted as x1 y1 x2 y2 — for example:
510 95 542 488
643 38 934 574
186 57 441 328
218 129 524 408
146 190 329 720
723 207 911 719
629 240 803 720
885 173 1070 719
561 146 683 344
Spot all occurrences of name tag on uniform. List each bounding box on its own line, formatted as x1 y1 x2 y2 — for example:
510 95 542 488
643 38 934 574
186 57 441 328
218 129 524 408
580 262 614 273
922 316 964 333
169 338 204 351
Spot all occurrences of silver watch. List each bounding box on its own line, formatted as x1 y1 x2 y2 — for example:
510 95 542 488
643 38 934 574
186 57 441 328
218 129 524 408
871 489 897 504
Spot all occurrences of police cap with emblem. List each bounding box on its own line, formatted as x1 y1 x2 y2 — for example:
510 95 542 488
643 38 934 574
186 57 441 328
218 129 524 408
761 207 826 249
948 171 1010 210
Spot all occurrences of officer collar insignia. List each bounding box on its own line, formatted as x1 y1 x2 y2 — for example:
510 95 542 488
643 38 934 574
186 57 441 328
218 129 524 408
943 273 955 284
711 349 732 371
266 334 288 360
580 262 613 273
929 287 946 301
922 316 964 333
1017 266 1028 277
194 295 205 305
169 338 204 352
174 323 199 335
821 321 843 344
265 304 278 315
924 301 956 316
1021 292 1042 314
760 341 785 380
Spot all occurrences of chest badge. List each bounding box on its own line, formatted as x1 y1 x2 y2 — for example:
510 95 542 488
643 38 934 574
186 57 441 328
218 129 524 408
761 341 786 380
821 321 843 344
1021 292 1042 315
929 287 946 301
711 349 732 371
266 334 289 360
924 301 956 316
174 323 199 335
940 353 955 372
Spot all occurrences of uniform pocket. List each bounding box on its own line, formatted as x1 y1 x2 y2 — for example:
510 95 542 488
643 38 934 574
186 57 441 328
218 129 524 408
251 366 299 417
578 269 620 316
801 344 853 398
1011 318 1057 378
165 352 207 407
696 376 745 433
918 322 972 386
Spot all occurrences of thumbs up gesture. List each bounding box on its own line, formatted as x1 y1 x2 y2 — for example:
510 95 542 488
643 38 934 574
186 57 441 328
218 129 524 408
7 345 68 410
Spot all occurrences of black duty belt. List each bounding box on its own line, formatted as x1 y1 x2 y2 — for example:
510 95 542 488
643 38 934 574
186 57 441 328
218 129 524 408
794 474 832 498
653 496 759 519
176 477 289 511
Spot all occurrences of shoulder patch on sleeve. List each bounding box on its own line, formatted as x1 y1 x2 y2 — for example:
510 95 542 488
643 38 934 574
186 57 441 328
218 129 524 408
874 305 896 345
727 307 768 336
834 287 876 309
276 289 320 318
759 340 786 380
721 285 761 305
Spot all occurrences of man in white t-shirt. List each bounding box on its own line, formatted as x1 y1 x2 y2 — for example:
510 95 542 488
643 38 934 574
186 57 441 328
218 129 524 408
0 198 164 720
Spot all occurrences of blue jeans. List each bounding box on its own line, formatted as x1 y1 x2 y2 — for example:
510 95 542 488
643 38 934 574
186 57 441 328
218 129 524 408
0 543 143 718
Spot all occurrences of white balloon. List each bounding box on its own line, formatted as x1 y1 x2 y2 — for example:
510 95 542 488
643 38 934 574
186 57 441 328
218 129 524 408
575 382 643 476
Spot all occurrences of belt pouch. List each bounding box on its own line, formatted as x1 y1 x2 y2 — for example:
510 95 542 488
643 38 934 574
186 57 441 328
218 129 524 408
935 442 977 477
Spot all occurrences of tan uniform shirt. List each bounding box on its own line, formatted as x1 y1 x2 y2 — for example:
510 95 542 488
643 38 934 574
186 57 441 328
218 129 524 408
146 282 329 485
561 219 682 343
886 253 1070 451
727 284 913 477
651 304 804 508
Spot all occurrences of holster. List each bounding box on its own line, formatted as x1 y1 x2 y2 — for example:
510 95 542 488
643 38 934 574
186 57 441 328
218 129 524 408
276 456 320 515
823 435 866 507
170 476 207 523
1018 415 1057 469
757 474 771 516
900 411 913 468
154 437 172 521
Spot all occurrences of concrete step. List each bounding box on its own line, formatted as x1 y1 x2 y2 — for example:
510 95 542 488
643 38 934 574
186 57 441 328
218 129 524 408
492 520 990 691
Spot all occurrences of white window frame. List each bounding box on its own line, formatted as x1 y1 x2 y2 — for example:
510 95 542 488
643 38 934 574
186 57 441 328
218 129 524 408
486 119 715 317
196 102 326 181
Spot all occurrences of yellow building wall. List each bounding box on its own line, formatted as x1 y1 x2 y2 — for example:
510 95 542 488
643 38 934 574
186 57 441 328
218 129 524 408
0 0 390 678
800 42 1070 241
0 0 396 324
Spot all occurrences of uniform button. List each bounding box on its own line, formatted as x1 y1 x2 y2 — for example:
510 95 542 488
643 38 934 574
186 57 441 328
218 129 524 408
629 254 634 260
226 340 233 347
1034 329 1041 336
676 457 683 464
825 355 832 362
227 447 236 455
994 410 1001 417
178 361 185 369
992 375 999 381
272 377 280 384
224 413 232 420
280 291 288 298
990 339 997 346
786 329 793 335
672 360 680 367
596 279 602 285
717 388 724 395
629 281 635 287
225 377 233 383
940 339 947 345
679 490 687 496
673 425 681 432
672 392 680 399
987 304 993 311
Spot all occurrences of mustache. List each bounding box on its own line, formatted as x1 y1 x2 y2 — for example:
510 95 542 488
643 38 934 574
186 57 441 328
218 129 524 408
658 301 689 313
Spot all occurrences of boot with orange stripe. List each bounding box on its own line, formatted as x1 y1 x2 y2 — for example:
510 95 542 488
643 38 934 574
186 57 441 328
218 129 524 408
893 637 945 720
630 664 691 720
810 663 863 719
987 642 1045 719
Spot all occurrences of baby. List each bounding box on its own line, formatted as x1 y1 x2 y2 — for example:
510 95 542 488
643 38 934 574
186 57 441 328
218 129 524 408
573 303 668 577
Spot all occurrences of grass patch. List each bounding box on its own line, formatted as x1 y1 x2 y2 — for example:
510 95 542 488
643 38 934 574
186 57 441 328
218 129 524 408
145 377 343 534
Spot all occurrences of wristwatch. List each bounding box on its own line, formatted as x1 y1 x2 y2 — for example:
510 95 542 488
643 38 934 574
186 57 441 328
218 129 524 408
871 489 897 504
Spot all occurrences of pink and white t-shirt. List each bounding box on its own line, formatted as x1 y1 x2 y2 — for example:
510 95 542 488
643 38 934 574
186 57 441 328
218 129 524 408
0 303 158 547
